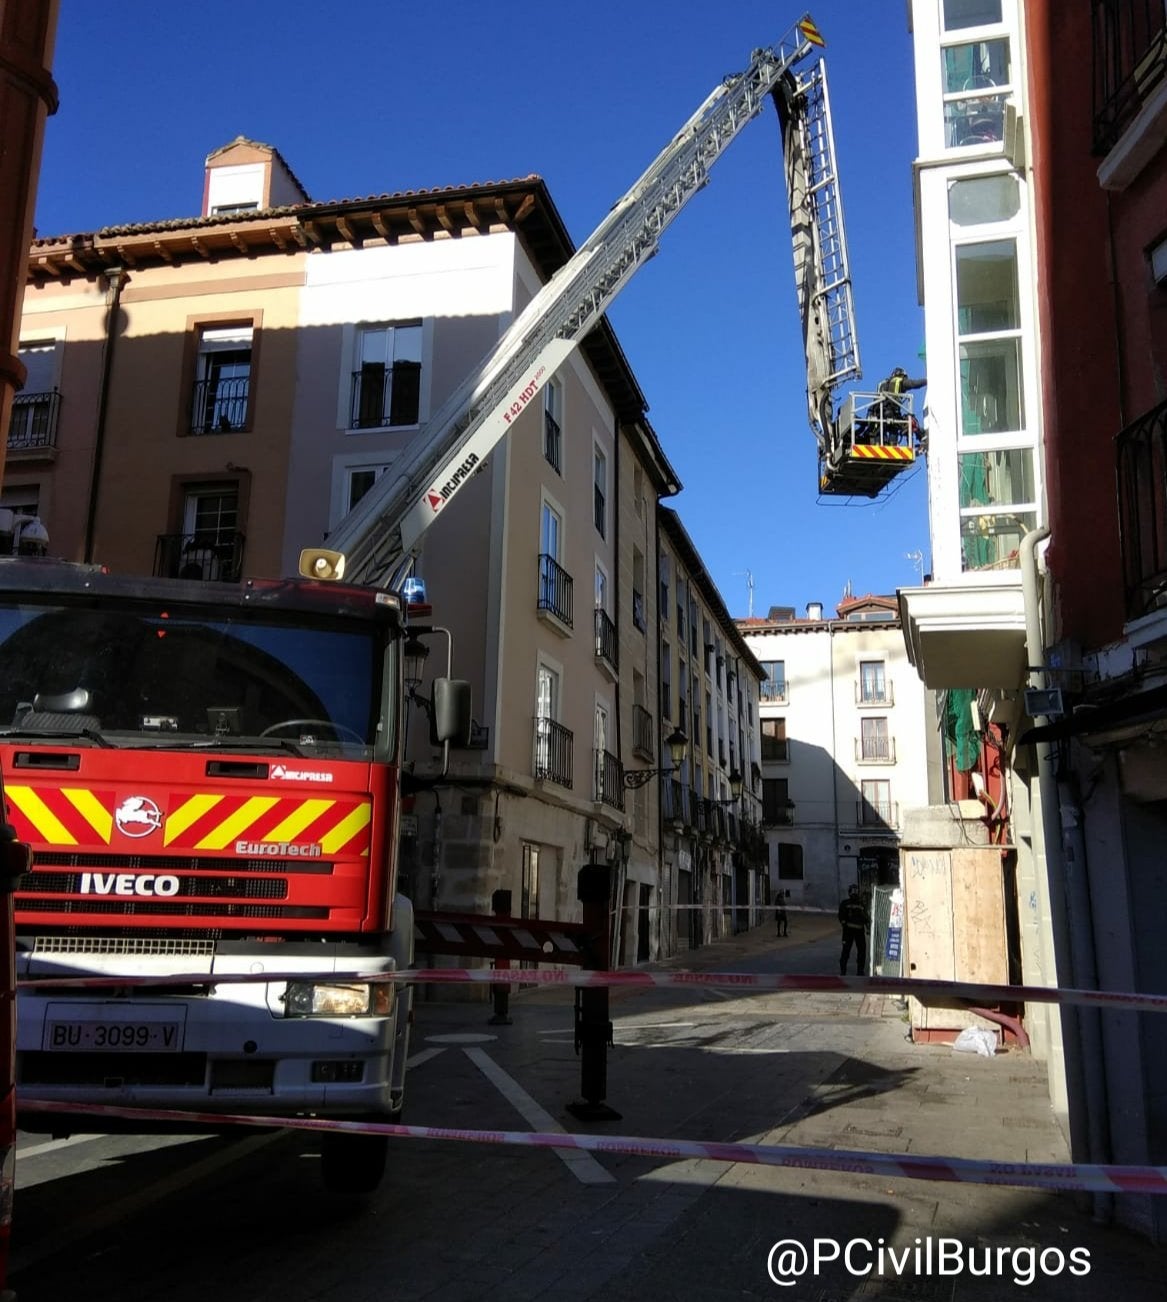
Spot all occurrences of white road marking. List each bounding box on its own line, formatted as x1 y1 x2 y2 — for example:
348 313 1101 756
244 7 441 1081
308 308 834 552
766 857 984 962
17 1132 103 1160
407 1046 447 1068
462 1046 614 1185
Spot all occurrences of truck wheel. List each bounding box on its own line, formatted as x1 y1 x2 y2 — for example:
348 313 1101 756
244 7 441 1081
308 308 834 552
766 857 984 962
320 1132 389 1195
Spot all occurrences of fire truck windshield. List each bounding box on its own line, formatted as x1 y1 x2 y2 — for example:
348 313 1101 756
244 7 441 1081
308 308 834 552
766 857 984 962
0 597 394 755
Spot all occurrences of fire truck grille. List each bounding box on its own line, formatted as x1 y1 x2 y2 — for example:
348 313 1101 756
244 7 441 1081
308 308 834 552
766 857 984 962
33 936 216 957
23 901 328 919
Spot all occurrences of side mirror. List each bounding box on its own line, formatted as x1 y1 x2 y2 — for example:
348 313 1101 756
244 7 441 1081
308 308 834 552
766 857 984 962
429 678 472 749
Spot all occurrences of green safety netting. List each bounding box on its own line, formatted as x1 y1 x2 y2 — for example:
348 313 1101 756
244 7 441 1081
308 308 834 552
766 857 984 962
943 686 981 773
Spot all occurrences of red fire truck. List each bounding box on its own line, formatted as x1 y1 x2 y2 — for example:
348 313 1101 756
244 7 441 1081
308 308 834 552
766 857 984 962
1 13 877 1196
0 562 468 1190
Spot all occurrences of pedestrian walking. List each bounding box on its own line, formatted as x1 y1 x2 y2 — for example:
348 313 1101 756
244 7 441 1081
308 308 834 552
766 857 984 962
775 894 788 937
837 883 869 975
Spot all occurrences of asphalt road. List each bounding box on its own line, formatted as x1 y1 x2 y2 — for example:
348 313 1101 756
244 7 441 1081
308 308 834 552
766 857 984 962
7 921 1165 1301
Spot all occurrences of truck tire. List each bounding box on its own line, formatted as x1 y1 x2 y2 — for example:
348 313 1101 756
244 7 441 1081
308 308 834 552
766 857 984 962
320 1131 389 1195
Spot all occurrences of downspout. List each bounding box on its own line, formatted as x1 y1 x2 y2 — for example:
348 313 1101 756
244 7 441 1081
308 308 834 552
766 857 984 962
1021 525 1111 1222
83 264 124 562
610 417 626 967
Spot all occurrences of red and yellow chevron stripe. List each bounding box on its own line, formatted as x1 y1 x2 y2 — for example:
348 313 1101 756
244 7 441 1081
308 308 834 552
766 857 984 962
798 18 825 48
4 786 372 858
5 785 115 847
847 445 915 463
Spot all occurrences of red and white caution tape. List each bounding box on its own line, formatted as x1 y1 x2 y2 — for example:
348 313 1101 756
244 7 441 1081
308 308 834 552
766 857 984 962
18 967 1167 1014
17 1099 1167 1196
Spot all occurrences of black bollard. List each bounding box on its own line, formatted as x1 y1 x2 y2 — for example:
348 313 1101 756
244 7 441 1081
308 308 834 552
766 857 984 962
488 888 513 1025
567 862 620 1121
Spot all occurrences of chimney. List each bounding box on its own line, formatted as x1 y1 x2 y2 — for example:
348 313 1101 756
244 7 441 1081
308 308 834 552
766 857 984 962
806 601 823 621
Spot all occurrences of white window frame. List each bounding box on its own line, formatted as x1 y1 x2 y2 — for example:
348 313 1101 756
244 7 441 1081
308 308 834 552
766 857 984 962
330 451 400 531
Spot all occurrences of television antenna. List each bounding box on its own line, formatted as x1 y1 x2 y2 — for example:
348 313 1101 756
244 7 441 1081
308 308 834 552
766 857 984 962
733 569 755 618
905 550 925 583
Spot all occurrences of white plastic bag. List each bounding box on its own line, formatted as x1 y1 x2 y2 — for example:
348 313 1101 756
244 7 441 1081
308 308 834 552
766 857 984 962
952 1026 997 1057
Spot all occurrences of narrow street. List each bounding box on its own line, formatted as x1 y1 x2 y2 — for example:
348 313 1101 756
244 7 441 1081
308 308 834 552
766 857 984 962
7 919 1164 1300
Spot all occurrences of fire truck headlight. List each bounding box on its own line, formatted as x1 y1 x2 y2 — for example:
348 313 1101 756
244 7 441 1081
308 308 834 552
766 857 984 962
283 981 393 1017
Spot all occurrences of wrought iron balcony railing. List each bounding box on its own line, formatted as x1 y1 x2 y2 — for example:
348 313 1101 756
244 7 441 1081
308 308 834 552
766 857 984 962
190 376 250 434
537 553 573 627
1092 0 1167 154
856 800 898 829
155 531 245 582
594 747 624 811
7 390 60 450
544 410 561 473
855 736 897 764
349 363 421 429
594 607 618 673
534 716 573 789
856 680 894 706
632 704 654 761
1117 396 1167 619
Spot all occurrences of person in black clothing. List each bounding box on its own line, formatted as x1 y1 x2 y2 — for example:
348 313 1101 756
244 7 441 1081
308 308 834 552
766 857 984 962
875 367 926 445
838 884 870 975
775 893 788 937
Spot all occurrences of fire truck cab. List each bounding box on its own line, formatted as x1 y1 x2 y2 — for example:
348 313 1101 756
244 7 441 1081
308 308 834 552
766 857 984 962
0 559 467 1192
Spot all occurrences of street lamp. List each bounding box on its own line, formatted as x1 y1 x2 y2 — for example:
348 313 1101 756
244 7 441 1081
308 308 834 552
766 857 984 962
403 635 430 696
710 770 744 806
623 726 689 789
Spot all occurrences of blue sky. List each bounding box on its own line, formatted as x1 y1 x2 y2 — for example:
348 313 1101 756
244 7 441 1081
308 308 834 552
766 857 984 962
34 0 927 619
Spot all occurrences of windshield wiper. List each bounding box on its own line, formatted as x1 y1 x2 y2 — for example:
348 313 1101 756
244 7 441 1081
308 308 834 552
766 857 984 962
0 726 113 748
132 737 307 756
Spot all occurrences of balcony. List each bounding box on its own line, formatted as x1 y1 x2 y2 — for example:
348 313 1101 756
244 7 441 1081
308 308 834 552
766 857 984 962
349 363 421 429
594 747 624 811
544 410 561 473
155 531 245 582
762 800 795 827
855 736 897 764
664 777 688 827
632 704 654 761
1118 396 1167 621
856 681 894 706
190 376 249 434
7 390 60 457
537 553 573 633
1092 0 1167 161
594 607 618 678
534 717 573 789
760 680 787 703
856 800 898 829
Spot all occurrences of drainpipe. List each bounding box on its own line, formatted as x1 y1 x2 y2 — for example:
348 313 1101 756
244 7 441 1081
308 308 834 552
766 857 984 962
1021 525 1111 1221
83 264 124 562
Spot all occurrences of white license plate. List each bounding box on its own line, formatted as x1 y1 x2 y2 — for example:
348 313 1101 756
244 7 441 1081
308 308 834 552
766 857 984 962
43 1004 187 1053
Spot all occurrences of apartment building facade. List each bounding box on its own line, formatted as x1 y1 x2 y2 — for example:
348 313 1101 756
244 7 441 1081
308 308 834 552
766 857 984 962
7 137 784 966
899 0 1167 1239
656 510 766 953
739 595 930 913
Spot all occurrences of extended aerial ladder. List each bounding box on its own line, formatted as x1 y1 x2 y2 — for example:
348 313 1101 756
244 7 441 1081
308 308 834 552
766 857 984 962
301 13 911 590
774 59 921 497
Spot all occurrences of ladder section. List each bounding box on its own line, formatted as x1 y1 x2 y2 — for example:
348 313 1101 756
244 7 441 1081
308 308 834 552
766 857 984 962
799 60 860 395
314 17 826 589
